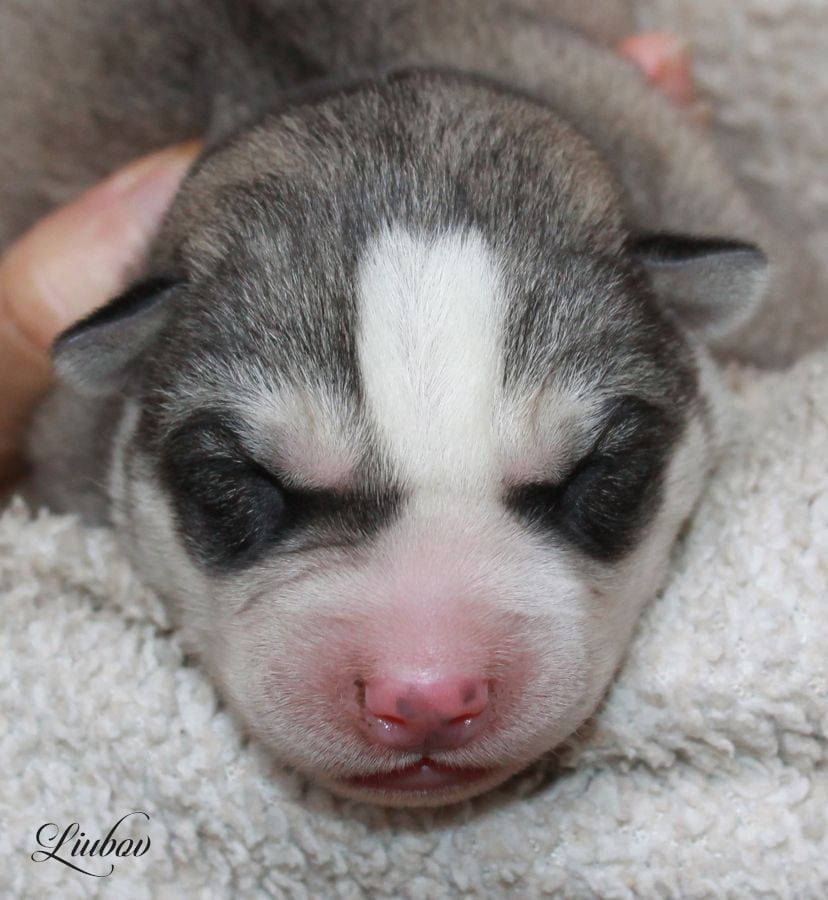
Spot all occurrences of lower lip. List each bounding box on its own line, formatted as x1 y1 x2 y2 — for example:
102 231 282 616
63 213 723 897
346 759 492 792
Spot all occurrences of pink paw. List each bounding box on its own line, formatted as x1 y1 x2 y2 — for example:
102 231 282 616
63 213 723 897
618 32 704 116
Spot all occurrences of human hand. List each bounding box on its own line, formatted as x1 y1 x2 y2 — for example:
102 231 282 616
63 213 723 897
0 142 200 484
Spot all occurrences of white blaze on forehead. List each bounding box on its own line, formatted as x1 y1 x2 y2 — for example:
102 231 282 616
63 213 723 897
356 226 505 486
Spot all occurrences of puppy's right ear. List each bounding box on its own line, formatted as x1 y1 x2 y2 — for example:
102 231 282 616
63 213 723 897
52 278 178 396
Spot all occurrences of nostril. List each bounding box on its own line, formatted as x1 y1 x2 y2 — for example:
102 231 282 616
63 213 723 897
375 714 406 727
448 713 479 727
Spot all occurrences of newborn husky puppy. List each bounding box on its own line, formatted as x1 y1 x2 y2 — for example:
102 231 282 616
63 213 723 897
4 0 775 805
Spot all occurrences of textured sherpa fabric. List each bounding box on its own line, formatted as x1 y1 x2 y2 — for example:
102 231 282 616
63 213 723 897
2 350 827 898
2 1 828 897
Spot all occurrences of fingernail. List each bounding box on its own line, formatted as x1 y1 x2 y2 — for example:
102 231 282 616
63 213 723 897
100 140 201 238
105 140 201 195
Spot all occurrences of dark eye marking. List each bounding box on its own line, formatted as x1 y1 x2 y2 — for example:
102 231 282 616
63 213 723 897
160 412 398 571
507 397 682 561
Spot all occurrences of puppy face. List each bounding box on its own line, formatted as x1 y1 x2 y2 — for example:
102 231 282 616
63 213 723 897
54 73 762 805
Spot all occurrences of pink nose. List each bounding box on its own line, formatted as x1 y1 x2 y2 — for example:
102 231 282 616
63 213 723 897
361 676 490 751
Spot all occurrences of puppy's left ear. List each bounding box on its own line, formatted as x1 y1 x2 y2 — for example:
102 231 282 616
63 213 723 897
633 234 768 342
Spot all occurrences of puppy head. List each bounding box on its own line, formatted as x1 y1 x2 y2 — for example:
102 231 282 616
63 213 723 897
53 72 766 805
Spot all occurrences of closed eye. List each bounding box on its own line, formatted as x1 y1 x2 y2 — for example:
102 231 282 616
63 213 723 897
506 397 681 561
160 411 400 571
162 424 294 569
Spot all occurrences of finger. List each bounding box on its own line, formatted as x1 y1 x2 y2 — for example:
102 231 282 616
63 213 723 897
0 140 200 480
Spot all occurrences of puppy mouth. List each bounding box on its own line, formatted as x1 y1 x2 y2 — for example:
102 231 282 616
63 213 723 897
343 757 493 793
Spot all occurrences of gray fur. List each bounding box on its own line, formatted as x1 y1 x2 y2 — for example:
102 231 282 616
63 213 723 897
3 0 791 805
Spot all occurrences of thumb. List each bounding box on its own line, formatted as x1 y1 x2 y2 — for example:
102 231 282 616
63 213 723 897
0 141 200 480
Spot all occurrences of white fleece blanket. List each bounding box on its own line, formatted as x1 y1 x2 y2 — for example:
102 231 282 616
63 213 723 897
2 2 827 896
